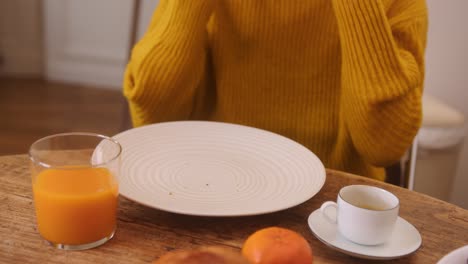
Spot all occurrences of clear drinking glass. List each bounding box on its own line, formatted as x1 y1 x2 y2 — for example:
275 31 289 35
29 132 121 250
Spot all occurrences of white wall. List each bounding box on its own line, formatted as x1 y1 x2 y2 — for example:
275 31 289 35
136 0 160 41
425 0 468 208
43 0 134 88
0 0 43 76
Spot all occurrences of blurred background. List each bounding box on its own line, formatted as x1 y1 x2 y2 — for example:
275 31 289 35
0 0 467 208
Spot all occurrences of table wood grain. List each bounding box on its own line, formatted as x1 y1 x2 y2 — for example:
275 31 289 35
1 155 467 263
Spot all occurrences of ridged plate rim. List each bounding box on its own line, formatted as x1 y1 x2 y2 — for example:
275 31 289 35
113 121 326 217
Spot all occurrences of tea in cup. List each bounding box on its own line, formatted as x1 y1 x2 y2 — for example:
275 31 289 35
320 185 399 246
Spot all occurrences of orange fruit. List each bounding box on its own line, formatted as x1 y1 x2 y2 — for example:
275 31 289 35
242 227 313 264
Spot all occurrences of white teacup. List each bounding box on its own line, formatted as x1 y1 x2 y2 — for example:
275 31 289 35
320 185 399 246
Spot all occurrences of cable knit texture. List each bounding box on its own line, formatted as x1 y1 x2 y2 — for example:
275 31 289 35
124 0 428 180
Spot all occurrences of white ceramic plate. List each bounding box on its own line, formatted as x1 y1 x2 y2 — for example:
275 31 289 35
437 245 468 264
113 121 326 216
308 209 422 260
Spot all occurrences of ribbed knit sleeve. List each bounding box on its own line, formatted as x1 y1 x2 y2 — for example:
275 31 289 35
332 0 428 166
123 0 215 126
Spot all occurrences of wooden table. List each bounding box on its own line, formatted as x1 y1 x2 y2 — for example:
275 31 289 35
1 155 467 263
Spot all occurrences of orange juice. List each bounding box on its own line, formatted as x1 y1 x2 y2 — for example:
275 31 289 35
33 167 118 245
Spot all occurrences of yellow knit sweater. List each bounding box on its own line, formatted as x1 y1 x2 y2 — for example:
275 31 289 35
124 0 428 181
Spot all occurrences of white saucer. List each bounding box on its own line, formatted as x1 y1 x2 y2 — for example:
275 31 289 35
437 245 468 264
308 209 422 260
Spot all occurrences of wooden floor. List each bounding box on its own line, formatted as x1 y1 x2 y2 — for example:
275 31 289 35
0 78 131 155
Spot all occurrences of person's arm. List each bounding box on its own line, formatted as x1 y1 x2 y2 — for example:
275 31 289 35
124 0 215 126
332 0 428 166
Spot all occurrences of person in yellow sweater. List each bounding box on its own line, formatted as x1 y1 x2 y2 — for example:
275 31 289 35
123 0 428 181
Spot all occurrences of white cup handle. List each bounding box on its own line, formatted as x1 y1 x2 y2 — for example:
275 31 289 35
320 201 338 224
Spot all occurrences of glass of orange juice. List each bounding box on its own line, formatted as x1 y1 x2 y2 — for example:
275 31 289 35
29 132 121 250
